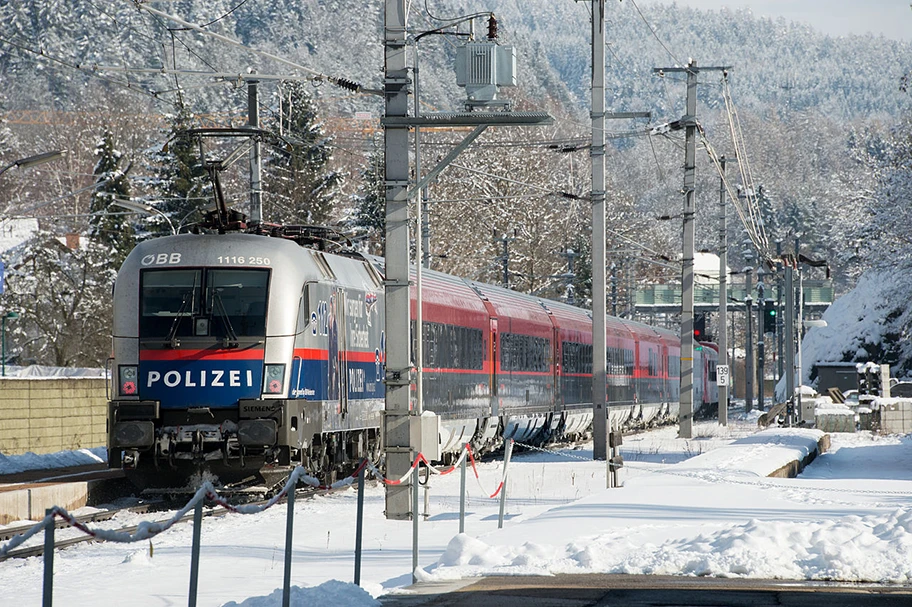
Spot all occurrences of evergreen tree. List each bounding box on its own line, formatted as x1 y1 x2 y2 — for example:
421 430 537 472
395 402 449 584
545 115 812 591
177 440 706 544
350 141 385 254
0 91 13 158
859 116 912 268
264 81 342 225
149 105 209 235
567 232 592 309
88 128 135 268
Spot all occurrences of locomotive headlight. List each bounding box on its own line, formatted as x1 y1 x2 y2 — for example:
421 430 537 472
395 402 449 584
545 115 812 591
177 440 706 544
263 363 286 395
119 365 138 396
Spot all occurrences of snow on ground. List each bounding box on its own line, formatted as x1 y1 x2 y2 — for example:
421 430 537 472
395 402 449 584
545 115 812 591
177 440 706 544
0 447 105 475
2 412 912 606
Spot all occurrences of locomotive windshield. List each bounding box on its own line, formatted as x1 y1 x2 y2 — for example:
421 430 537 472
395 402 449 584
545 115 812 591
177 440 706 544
140 268 269 341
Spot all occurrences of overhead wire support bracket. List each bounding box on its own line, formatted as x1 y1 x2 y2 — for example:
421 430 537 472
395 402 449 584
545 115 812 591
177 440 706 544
384 112 553 200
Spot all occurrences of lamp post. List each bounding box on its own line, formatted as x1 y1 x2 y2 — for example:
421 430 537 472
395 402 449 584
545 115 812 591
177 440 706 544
2 311 19 377
0 150 67 178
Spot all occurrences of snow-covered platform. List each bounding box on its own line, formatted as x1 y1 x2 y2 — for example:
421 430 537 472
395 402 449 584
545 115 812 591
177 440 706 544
669 427 828 478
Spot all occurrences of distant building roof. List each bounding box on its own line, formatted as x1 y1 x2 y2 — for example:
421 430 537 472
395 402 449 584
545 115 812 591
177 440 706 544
0 218 38 254
695 251 729 285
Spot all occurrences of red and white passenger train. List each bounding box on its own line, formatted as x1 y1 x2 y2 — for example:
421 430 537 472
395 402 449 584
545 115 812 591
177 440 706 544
107 229 718 488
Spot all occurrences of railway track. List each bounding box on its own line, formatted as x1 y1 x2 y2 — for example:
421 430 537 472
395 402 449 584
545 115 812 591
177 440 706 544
0 435 613 562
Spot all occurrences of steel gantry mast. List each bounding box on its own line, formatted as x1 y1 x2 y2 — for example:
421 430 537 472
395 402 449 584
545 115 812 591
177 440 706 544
652 61 731 439
382 0 412 521
382 4 553 520
591 0 609 462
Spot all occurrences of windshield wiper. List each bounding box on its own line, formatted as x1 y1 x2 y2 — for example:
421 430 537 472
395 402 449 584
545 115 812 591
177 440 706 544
212 289 240 348
166 292 193 348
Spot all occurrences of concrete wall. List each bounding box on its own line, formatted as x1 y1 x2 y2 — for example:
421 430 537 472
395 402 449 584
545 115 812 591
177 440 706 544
880 399 912 435
0 378 107 455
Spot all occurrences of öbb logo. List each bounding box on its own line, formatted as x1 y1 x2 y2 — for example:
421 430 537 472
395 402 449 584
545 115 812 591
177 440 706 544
141 253 182 266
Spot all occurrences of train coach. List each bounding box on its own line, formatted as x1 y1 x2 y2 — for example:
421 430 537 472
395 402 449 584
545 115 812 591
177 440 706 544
107 229 717 489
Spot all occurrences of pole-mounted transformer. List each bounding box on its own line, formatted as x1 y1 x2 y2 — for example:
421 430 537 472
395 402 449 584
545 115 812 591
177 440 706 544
454 14 516 111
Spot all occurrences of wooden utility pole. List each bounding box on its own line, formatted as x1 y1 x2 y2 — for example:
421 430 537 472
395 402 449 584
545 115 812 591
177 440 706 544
653 61 731 439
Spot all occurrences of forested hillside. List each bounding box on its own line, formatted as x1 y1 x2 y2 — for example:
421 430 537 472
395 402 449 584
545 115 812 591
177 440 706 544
0 0 910 374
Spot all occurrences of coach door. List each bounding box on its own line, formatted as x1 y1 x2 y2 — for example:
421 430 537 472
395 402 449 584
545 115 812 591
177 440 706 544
490 317 499 415
553 327 562 405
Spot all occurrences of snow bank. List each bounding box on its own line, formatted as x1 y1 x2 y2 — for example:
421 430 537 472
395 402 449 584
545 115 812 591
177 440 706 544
222 580 379 607
428 510 912 582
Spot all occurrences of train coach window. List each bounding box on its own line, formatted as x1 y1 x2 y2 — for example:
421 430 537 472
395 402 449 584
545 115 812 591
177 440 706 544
501 333 549 373
669 355 681 378
414 321 483 370
562 342 592 375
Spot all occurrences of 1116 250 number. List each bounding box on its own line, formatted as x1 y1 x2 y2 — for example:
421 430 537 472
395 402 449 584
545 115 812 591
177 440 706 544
217 256 271 265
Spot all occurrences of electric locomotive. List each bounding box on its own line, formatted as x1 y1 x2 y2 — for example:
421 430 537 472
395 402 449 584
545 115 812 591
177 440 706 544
107 228 715 489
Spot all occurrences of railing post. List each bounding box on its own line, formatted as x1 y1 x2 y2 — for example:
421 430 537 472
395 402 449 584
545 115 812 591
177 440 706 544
43 508 54 607
283 478 296 607
459 445 467 534
188 499 203 607
354 464 365 586
498 439 514 529
411 462 419 584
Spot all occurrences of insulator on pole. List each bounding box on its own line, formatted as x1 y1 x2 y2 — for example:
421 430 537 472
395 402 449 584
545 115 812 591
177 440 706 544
332 77 361 92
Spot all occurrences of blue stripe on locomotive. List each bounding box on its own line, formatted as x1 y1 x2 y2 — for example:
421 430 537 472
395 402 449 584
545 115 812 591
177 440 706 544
290 358 385 401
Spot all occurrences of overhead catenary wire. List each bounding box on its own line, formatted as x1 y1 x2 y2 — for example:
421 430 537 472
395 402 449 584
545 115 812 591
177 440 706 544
192 0 253 29
0 36 182 111
719 74 772 262
130 0 222 73
133 2 380 96
627 0 687 68
700 132 771 263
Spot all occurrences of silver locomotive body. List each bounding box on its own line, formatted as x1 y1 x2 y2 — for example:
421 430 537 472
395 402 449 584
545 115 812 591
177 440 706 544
108 232 385 487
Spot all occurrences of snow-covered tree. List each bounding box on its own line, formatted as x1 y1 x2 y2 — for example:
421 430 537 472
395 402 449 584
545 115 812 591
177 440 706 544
0 91 13 158
857 117 912 268
263 81 342 225
349 141 385 255
148 106 210 236
2 231 115 367
88 129 135 268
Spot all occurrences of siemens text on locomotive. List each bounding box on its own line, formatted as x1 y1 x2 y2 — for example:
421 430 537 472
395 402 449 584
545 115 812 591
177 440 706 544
107 230 719 488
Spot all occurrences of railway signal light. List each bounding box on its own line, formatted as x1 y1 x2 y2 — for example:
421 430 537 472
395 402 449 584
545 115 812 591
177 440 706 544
693 313 706 341
763 299 776 333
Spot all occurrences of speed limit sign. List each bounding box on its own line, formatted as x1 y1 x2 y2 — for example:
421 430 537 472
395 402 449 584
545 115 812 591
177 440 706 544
717 364 730 387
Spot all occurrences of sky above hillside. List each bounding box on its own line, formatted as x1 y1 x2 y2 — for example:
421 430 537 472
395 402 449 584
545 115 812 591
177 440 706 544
643 0 912 40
